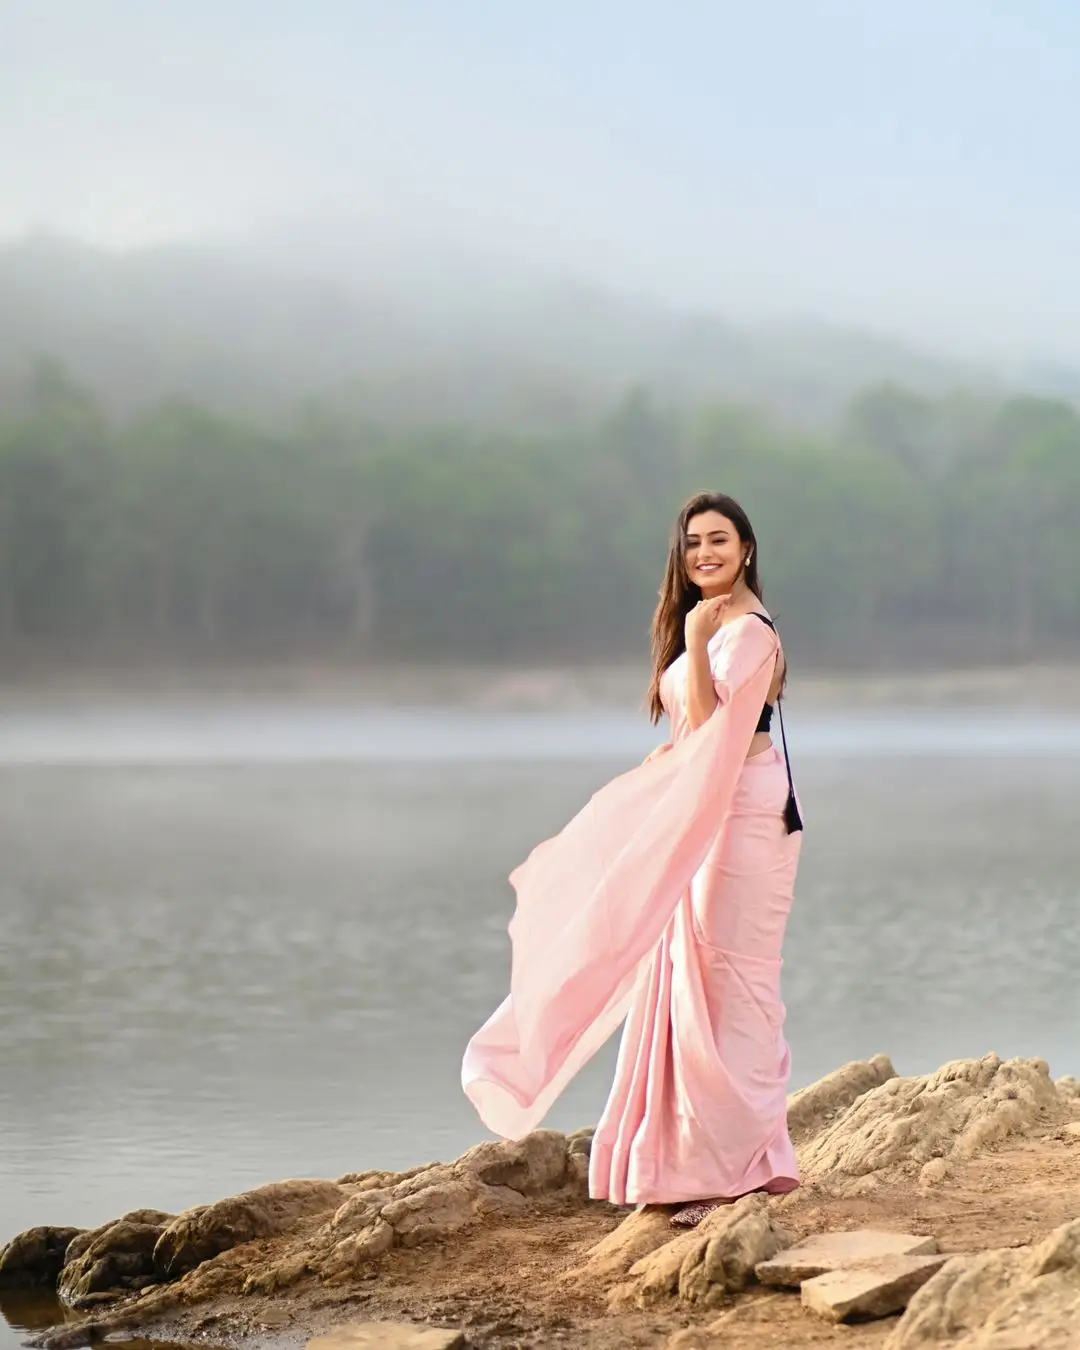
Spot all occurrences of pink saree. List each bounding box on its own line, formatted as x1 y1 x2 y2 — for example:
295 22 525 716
462 614 801 1204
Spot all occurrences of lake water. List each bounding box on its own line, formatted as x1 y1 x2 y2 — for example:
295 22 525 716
2 699 1079 1346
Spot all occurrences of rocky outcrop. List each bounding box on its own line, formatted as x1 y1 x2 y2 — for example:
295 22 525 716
7 1053 1080 1350
569 1205 676 1285
608 1195 792 1311
564 1126 595 1193
153 1180 349 1278
456 1130 568 1194
4 1131 595 1323
801 1253 951 1323
0 1227 84 1289
757 1229 940 1286
798 1053 1069 1196
255 1130 577 1292
888 1219 1080 1347
58 1221 166 1306
786 1053 897 1144
62 1211 175 1269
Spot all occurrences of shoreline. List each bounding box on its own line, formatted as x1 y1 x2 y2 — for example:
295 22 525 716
4 1052 1080 1350
2 660 1080 712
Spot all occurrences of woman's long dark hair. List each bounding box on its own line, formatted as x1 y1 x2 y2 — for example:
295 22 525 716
646 492 764 724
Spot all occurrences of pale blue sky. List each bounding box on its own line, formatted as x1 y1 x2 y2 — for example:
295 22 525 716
2 1 1078 361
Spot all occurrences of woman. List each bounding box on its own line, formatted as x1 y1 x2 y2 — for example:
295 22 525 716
463 492 802 1227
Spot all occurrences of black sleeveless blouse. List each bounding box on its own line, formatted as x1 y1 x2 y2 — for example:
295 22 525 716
748 613 802 835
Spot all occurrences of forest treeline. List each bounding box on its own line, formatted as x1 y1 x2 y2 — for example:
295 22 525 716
1 359 1078 670
0 235 994 429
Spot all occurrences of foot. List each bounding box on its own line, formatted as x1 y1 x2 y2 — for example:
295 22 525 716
668 1198 732 1228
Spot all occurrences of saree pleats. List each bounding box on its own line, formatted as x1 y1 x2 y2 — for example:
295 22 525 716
463 615 800 1204
588 747 800 1203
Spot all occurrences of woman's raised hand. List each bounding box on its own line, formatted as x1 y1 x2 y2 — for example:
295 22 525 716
684 593 733 650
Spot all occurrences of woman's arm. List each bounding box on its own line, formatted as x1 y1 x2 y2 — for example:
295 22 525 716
686 608 780 732
684 594 733 730
684 640 718 731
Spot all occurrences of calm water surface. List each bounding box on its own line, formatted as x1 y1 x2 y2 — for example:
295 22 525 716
2 701 1079 1346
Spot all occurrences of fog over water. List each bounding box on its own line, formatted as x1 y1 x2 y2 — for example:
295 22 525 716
3 2 1080 365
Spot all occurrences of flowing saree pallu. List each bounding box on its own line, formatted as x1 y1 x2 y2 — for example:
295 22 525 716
462 616 783 1144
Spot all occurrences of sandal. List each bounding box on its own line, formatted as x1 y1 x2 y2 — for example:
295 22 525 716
668 1198 731 1228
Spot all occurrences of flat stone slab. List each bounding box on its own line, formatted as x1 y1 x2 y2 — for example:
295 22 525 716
756 1229 939 1286
308 1325 465 1350
801 1253 952 1323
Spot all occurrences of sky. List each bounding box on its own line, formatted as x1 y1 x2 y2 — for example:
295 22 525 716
2 0 1079 364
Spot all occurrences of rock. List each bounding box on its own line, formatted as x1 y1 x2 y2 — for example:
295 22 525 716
331 1188 399 1237
566 1127 595 1158
565 1151 590 1194
677 1196 793 1307
887 1219 1080 1348
283 1150 546 1284
0 1227 85 1289
621 1195 791 1310
786 1054 897 1143
918 1157 951 1187
380 1180 483 1248
308 1325 465 1350
25 1325 102 1350
337 1165 431 1189
622 1229 705 1308
58 1222 165 1307
64 1212 175 1267
573 1207 677 1284
258 1307 293 1327
352 1221 396 1261
456 1130 567 1194
242 1250 314 1295
565 1130 593 1194
1056 1076 1080 1101
964 1286 1080 1348
886 1248 1030 1346
756 1229 939 1286
800 1054 1068 1196
1029 1218 1080 1278
802 1253 952 1323
154 1179 347 1277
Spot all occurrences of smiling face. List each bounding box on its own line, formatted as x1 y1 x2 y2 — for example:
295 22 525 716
683 510 750 598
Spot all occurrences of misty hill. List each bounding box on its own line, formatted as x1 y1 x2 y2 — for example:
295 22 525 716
0 231 1000 429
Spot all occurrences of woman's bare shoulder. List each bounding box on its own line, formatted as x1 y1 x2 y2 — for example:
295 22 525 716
721 605 775 631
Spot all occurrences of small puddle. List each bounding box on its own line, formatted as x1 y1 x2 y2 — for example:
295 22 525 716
0 1290 63 1341
0 1290 230 1350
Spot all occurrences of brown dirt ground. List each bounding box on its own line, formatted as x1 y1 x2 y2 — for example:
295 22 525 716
111 1124 1080 1350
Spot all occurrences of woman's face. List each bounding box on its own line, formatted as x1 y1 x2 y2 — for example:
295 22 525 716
683 510 748 598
